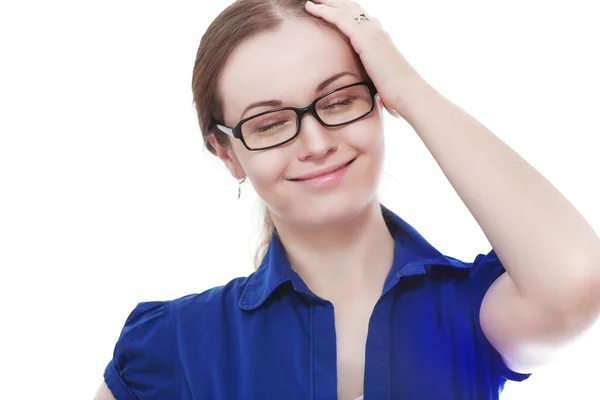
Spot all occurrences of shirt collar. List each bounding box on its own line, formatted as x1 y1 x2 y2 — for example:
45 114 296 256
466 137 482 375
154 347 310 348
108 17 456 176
239 204 469 311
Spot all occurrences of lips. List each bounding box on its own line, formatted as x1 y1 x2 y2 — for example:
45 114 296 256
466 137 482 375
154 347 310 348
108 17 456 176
289 158 356 181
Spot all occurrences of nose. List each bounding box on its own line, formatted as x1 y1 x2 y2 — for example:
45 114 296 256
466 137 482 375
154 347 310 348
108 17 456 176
296 113 338 160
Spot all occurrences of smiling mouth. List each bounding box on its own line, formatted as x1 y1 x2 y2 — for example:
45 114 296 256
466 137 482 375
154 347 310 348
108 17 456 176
288 157 357 182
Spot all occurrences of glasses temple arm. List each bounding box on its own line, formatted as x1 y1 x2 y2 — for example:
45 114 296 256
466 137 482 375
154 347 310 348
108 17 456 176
215 124 235 137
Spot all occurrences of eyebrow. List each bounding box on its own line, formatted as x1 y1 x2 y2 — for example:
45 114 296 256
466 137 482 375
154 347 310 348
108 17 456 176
238 71 358 121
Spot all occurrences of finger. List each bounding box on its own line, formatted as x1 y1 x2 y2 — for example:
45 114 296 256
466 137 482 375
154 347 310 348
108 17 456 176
309 0 350 6
305 1 381 49
310 0 370 18
311 0 360 8
305 1 360 38
305 1 376 38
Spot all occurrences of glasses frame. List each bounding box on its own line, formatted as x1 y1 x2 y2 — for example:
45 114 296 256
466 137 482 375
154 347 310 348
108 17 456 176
214 81 378 151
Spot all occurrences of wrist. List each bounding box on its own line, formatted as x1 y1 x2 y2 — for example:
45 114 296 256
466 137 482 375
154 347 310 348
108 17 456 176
393 74 437 122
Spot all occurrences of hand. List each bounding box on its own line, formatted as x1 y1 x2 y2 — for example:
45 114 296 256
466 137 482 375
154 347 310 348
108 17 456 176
305 0 421 118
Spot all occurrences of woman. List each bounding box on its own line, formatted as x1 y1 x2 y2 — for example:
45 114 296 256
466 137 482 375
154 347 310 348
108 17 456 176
95 0 600 399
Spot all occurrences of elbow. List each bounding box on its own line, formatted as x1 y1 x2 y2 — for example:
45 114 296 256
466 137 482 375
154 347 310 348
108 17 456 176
554 268 600 327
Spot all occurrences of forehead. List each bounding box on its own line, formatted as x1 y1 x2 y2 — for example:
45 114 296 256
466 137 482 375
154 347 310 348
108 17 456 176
219 19 361 123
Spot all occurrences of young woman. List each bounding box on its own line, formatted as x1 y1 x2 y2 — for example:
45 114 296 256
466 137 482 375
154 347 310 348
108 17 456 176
95 0 600 399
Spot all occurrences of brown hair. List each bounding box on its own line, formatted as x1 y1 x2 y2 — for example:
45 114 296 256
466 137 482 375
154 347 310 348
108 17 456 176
191 0 366 270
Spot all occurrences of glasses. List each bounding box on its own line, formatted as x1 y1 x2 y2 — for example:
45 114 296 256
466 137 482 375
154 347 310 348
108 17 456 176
214 81 377 151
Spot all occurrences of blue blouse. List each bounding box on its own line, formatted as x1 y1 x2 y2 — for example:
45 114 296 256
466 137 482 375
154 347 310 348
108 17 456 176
104 204 531 399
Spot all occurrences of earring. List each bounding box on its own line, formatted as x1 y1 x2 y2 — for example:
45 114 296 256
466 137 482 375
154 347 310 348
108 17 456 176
237 177 246 200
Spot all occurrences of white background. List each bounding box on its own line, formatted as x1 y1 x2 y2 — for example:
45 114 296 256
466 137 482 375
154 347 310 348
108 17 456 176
1 0 599 398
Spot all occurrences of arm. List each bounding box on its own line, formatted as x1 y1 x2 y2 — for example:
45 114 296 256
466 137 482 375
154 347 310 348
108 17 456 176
396 76 600 373
301 0 600 375
93 382 116 400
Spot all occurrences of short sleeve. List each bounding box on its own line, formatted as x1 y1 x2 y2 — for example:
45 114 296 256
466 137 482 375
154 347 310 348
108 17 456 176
468 249 532 384
104 301 177 400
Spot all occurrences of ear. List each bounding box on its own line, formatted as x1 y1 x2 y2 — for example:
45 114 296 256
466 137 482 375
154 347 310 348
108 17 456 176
207 134 246 181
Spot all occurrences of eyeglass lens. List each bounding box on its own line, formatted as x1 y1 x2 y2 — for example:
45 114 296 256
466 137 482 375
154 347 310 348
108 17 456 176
241 84 372 150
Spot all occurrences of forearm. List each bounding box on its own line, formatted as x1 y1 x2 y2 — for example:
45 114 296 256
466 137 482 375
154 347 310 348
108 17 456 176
396 77 600 314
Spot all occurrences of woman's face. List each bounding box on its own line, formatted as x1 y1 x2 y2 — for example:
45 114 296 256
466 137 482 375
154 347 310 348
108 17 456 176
214 18 386 230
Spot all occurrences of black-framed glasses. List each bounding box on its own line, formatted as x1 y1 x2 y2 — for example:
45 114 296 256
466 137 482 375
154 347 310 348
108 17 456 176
214 81 377 151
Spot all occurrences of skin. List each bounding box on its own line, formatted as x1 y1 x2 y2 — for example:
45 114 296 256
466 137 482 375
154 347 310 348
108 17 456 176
96 1 600 398
306 0 600 379
213 19 395 399
93 382 114 400
96 16 396 400
214 18 396 300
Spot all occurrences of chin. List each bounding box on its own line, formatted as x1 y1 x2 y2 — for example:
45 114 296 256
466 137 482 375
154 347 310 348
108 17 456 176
289 193 377 230
267 163 383 229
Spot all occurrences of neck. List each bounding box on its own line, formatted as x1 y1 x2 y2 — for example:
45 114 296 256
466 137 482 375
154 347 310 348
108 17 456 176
271 201 395 303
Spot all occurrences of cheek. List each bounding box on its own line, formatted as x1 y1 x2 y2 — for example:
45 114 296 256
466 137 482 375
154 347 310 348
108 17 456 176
241 150 290 189
231 140 285 180
348 117 385 159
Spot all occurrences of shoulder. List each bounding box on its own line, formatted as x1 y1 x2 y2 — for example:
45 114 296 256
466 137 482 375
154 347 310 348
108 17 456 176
425 249 506 283
104 299 174 399
118 274 251 334
104 275 252 399
172 275 251 316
